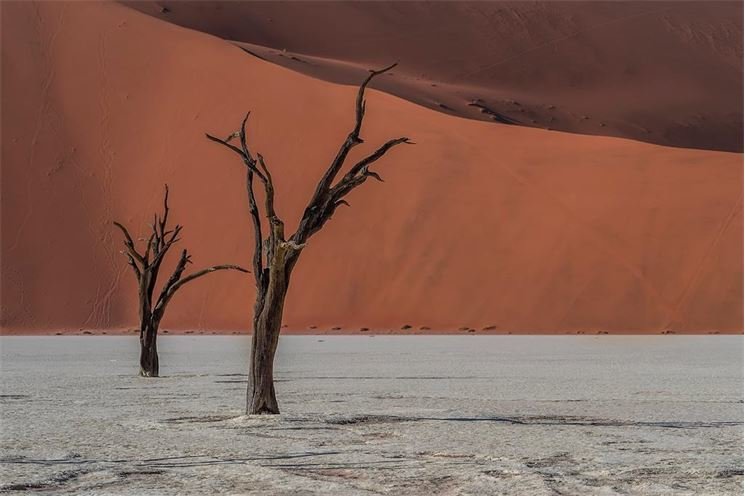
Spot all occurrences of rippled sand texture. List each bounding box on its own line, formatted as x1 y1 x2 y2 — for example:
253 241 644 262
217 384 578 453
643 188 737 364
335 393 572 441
1 336 742 494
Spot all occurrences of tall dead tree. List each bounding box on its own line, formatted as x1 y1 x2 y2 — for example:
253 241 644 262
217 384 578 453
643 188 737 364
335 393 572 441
114 186 248 377
206 64 412 414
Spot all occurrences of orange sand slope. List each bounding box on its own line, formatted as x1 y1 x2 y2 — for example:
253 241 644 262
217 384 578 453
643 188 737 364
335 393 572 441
126 0 744 152
1 1 742 334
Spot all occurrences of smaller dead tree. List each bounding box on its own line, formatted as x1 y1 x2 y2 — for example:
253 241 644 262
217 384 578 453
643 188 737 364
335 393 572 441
114 185 248 377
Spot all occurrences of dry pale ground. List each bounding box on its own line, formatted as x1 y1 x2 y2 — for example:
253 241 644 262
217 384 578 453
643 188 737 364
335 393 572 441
0 336 742 495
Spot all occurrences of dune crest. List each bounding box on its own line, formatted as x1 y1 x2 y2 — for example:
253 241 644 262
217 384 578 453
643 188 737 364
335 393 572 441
125 0 743 152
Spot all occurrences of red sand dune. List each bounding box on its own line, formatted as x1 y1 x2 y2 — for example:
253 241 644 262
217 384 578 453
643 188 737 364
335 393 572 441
126 0 744 152
1 1 742 334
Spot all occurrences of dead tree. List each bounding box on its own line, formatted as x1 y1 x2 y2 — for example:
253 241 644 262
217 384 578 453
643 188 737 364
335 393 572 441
114 186 248 377
206 64 412 414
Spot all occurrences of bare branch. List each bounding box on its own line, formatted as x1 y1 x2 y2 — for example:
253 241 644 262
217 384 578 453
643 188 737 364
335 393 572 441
155 248 191 313
305 63 398 208
143 232 156 264
344 137 412 181
151 224 183 269
354 63 398 136
123 251 141 280
170 264 249 295
158 184 170 243
254 153 285 266
205 132 248 159
368 171 384 182
113 221 145 266
246 168 264 288
153 258 249 319
238 112 256 164
256 153 279 222
206 128 268 183
327 137 411 204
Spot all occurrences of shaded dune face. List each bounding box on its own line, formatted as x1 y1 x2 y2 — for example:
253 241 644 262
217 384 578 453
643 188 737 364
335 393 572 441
124 0 744 152
1 1 742 334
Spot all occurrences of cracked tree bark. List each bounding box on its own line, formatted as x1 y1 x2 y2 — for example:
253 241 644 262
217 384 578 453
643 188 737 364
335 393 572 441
114 186 249 377
207 64 413 414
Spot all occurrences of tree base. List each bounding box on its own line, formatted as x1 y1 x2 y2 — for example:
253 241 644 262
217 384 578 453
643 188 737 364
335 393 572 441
247 395 280 415
247 382 280 415
139 338 159 378
247 406 280 415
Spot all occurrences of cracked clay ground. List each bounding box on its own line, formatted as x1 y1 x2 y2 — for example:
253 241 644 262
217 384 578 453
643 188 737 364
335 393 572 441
1 336 742 495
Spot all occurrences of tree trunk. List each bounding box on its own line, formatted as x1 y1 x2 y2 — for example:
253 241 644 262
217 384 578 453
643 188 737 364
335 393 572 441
247 320 280 414
139 323 159 377
247 255 294 414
